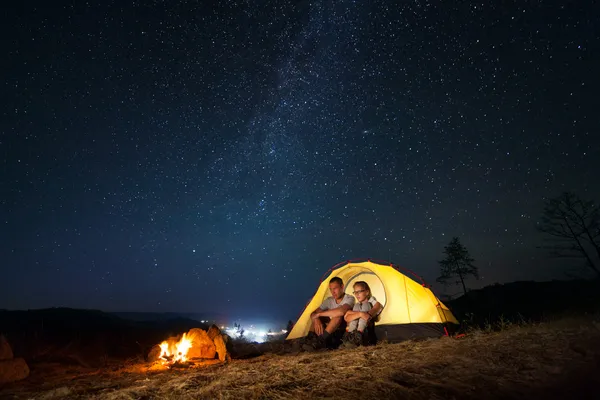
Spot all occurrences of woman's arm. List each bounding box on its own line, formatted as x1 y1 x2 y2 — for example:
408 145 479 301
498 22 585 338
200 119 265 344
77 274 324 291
344 309 362 322
367 302 383 319
345 301 383 323
344 309 371 322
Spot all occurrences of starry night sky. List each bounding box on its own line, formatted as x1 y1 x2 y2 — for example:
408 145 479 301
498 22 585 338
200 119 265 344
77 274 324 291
2 1 599 323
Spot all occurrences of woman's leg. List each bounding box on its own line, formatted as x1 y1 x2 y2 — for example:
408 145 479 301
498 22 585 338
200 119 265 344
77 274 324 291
347 318 358 332
357 302 373 332
346 302 362 332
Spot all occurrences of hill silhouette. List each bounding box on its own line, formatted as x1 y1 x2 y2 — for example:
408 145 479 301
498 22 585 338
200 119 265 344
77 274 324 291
110 311 227 324
0 307 209 367
447 279 600 327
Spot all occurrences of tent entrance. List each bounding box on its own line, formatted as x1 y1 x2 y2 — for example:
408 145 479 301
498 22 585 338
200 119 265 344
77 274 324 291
344 271 387 308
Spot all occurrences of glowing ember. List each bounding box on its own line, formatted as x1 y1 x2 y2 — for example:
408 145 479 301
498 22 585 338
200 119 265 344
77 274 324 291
159 332 193 365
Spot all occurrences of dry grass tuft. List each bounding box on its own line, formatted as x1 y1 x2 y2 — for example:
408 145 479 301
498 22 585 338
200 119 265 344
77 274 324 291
2 317 599 399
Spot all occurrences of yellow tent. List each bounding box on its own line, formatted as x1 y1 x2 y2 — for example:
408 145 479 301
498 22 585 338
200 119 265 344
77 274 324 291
286 260 459 342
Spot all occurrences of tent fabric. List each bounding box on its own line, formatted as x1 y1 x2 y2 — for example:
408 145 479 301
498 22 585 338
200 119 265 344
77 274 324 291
286 260 459 341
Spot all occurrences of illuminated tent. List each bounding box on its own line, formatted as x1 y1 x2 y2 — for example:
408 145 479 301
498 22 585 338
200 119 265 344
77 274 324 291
286 260 459 342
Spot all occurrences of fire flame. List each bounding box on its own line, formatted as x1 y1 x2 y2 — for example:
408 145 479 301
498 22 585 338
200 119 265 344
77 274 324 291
159 332 193 364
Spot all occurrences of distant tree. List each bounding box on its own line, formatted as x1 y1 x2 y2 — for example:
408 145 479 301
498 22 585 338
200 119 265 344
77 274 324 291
437 237 479 296
286 320 294 333
233 322 245 340
537 192 600 278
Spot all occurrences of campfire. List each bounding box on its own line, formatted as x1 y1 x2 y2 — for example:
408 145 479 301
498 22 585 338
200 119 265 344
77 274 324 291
149 326 229 368
158 332 193 366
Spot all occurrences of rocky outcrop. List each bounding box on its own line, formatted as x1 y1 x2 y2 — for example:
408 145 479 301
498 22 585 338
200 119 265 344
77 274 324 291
186 328 216 360
147 326 230 363
207 325 223 341
0 335 29 385
213 333 228 362
208 325 231 361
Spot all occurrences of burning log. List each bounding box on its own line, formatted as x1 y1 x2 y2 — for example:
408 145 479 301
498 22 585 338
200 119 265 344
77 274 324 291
170 360 193 369
161 354 174 363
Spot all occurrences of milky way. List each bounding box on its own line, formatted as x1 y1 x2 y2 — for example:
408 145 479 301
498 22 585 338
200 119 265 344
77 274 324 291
2 1 599 322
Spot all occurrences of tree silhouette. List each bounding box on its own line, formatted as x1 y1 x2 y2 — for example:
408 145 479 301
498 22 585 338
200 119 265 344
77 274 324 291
437 237 478 296
233 322 245 340
538 192 600 278
285 320 294 333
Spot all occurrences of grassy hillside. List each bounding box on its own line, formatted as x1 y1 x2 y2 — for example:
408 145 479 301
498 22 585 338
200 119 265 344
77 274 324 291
2 280 600 398
1 316 599 399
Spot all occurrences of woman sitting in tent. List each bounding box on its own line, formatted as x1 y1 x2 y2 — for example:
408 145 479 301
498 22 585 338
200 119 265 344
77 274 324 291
341 281 383 348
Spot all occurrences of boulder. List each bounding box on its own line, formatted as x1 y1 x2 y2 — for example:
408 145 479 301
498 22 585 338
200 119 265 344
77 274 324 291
0 358 29 385
147 344 162 363
213 334 228 362
186 329 216 359
206 325 230 361
222 333 234 353
0 336 13 360
207 325 221 341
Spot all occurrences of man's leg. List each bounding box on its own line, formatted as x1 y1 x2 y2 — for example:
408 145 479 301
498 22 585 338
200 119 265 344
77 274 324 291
325 316 343 334
302 317 330 351
307 316 327 335
325 316 349 348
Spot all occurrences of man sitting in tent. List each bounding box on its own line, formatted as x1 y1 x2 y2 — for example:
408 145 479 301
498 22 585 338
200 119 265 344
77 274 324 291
302 277 355 351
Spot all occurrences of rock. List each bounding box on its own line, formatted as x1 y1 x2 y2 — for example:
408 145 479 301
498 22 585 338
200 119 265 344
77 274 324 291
0 358 29 384
147 344 162 362
186 329 216 360
213 334 227 362
205 325 229 361
223 334 234 354
0 336 13 361
207 325 222 341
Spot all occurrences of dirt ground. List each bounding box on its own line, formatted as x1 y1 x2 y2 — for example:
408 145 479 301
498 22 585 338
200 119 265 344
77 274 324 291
1 317 599 399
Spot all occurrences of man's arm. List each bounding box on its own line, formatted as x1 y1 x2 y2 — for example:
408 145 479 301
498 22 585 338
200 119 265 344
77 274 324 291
310 307 327 335
344 309 362 322
310 307 325 319
315 304 352 318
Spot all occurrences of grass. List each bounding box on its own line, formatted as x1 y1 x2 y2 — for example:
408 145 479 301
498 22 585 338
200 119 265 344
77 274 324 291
1 316 599 399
